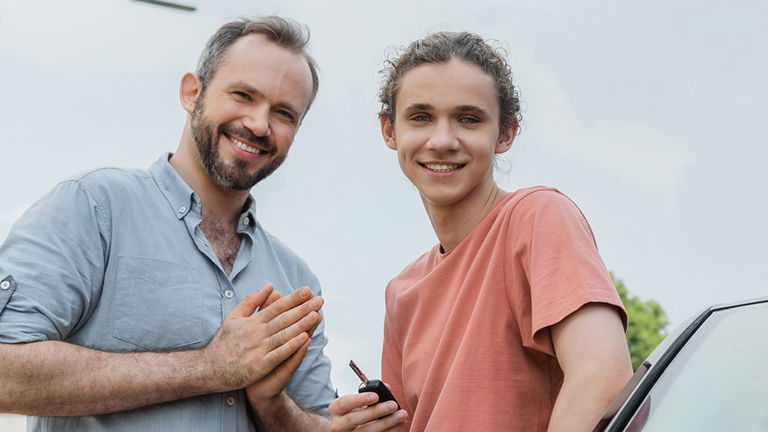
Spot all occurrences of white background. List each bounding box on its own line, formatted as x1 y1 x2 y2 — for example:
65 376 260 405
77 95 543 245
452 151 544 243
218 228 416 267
1 0 766 427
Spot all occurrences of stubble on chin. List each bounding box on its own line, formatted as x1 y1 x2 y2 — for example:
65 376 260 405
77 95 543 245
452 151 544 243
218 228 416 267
190 100 286 191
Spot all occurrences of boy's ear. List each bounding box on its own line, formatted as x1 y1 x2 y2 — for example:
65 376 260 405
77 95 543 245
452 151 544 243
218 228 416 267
380 114 398 150
495 125 518 154
180 72 202 115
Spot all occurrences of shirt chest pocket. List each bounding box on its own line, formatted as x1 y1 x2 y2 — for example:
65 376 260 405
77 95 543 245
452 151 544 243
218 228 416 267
112 256 202 350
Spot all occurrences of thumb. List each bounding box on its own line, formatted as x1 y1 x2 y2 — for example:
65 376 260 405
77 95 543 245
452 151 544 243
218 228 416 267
231 283 274 317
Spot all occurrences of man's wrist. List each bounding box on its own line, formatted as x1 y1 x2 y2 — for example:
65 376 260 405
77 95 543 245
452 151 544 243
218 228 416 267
173 345 229 395
248 388 287 413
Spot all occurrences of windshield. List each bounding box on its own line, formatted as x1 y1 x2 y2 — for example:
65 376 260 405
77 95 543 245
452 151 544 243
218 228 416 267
627 301 768 431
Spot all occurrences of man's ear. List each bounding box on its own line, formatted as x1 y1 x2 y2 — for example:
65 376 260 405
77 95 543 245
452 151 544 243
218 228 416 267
495 125 518 154
180 73 202 115
380 114 397 150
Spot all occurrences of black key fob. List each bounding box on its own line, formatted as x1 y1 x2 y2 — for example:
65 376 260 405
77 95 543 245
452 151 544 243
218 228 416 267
358 379 399 408
349 360 400 409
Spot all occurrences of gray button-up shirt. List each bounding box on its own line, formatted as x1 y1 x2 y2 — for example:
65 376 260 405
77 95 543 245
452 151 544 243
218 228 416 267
0 154 335 431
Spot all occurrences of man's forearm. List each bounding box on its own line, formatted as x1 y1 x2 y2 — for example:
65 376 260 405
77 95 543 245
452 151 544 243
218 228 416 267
250 390 330 431
0 341 222 416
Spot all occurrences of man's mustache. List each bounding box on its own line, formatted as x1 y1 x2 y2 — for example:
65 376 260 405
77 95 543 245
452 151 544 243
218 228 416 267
220 124 276 154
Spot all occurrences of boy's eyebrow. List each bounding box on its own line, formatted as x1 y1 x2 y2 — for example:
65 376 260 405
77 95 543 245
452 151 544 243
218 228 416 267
403 103 489 116
403 103 433 112
455 105 488 115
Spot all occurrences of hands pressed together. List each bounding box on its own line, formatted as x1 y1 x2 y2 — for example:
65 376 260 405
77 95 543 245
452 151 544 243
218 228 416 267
199 283 409 430
200 283 322 403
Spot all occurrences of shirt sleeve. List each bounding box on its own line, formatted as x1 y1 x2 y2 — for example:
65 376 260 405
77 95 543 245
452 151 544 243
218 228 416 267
0 180 109 343
284 271 336 415
381 281 408 414
511 190 626 356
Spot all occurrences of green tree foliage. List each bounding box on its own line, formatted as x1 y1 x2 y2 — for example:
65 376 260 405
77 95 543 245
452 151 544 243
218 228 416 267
612 272 669 370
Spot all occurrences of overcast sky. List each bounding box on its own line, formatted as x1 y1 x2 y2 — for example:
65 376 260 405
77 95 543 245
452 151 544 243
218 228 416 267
1 0 767 406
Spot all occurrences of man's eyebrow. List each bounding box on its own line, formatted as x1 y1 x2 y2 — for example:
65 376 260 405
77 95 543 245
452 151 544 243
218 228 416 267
227 81 262 97
226 81 301 117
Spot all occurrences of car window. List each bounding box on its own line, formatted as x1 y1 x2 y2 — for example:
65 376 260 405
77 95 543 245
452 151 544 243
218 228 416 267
626 302 768 431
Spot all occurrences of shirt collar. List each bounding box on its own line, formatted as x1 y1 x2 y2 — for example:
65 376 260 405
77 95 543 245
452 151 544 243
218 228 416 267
149 153 195 220
149 153 258 236
237 195 258 239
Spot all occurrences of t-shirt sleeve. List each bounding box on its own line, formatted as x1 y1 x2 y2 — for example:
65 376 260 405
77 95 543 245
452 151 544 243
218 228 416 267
510 190 627 356
0 180 108 343
381 281 407 413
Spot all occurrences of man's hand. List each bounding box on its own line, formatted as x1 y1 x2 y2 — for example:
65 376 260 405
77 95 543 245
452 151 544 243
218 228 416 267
329 392 408 432
201 284 324 392
246 291 323 404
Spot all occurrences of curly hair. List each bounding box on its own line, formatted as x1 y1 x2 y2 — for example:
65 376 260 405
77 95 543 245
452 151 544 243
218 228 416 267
379 32 521 132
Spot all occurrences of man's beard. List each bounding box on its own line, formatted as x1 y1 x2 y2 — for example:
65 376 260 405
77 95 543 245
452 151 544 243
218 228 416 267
190 97 287 191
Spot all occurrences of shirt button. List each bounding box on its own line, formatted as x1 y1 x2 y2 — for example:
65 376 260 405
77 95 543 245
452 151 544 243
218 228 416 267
178 206 186 214
224 290 234 299
0 281 9 290
242 217 250 226
225 396 236 406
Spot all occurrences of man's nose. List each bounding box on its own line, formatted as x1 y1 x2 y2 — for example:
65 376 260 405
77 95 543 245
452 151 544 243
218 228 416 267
242 105 271 137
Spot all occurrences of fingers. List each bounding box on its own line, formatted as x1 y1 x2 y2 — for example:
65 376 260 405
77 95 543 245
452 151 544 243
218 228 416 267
365 409 408 432
271 338 311 379
264 332 310 366
260 289 282 311
259 289 324 337
257 286 318 322
330 393 379 416
244 338 312 403
265 310 321 352
307 313 322 338
330 394 406 432
231 284 273 317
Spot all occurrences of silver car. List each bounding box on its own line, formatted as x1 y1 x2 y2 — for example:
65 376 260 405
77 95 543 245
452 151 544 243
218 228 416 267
597 297 768 431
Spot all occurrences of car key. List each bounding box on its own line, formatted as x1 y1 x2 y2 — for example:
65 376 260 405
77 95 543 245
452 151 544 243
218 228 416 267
349 360 400 409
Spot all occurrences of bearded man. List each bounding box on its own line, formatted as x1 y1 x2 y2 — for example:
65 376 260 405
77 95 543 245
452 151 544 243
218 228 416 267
0 16 335 431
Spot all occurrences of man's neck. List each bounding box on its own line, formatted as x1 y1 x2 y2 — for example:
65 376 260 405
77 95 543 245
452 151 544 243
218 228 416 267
170 135 248 275
170 134 250 226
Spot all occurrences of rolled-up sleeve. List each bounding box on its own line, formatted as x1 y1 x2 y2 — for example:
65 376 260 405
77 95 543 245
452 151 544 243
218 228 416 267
283 271 336 415
0 180 108 343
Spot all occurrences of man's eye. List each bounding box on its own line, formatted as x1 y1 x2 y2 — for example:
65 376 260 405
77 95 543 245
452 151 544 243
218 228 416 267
233 91 250 100
459 116 480 124
410 114 430 122
276 110 295 122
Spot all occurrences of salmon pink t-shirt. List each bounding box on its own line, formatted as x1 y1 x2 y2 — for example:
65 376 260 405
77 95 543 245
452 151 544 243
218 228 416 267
382 187 627 431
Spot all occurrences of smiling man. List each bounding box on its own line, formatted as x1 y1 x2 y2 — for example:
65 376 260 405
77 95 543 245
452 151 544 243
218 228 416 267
0 17 334 431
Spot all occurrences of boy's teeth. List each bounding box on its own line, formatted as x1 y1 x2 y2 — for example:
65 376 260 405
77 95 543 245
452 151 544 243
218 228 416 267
424 163 462 172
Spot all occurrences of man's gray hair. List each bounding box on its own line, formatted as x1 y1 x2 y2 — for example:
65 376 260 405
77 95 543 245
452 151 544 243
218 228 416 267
196 16 320 111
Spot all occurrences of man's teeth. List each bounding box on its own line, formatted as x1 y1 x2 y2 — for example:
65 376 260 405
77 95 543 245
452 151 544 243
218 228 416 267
424 163 462 172
233 138 259 154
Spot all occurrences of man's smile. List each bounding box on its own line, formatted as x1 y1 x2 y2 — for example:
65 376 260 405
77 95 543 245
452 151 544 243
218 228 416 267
228 134 270 155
